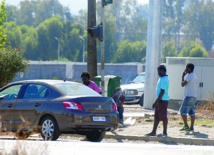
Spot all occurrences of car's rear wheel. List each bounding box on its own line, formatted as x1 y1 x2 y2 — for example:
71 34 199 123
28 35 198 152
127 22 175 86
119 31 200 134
86 131 106 142
16 130 31 140
40 116 60 141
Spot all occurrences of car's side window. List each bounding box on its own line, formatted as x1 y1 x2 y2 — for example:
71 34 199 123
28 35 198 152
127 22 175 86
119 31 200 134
23 84 50 99
0 84 23 100
38 86 50 98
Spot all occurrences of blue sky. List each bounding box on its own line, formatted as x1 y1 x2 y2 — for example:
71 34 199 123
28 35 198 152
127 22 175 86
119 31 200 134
5 0 149 14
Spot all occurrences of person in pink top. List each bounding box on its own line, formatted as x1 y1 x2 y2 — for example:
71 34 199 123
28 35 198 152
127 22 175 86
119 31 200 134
80 72 102 141
81 72 102 94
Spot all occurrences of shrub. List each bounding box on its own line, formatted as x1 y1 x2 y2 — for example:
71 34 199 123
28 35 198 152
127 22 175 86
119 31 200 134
0 47 28 87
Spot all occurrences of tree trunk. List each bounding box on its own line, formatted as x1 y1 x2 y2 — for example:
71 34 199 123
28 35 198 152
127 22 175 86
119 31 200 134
87 0 97 80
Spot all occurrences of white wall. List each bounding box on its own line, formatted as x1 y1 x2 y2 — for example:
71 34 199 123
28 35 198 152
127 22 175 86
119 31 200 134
166 57 214 101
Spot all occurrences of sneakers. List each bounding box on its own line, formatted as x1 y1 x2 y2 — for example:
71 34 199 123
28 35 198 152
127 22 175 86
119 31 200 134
179 126 194 132
179 126 189 131
185 128 194 132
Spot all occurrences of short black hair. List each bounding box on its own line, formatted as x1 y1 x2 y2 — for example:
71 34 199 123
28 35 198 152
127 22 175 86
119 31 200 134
186 63 194 72
81 72 90 79
157 65 167 72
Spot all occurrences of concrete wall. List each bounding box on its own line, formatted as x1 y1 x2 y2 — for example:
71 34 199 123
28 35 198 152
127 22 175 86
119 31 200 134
13 61 145 84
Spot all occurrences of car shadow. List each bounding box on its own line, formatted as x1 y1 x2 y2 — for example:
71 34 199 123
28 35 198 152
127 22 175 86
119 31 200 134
109 131 124 142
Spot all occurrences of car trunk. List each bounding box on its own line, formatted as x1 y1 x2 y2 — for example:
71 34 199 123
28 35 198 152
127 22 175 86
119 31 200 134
72 97 114 114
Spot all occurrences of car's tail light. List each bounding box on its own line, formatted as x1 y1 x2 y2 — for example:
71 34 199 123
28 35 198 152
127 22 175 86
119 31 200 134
112 103 117 111
62 102 84 110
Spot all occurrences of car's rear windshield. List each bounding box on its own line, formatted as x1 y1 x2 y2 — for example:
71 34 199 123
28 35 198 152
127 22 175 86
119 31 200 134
55 83 101 96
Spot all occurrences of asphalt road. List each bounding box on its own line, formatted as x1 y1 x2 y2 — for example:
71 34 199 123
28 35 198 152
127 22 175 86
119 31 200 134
0 139 214 155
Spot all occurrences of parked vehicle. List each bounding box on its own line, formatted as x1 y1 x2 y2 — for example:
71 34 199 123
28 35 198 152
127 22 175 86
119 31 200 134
120 72 145 106
0 80 118 142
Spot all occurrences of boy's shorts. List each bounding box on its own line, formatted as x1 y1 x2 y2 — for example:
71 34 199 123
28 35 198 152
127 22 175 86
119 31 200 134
180 97 196 116
154 100 169 121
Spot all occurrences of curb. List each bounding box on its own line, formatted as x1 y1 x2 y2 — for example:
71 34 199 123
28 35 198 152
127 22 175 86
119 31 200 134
105 133 214 145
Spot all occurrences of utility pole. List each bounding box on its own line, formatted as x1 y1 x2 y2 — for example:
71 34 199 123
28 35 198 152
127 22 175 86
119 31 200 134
144 0 163 109
100 3 105 96
55 37 60 61
87 0 97 80
87 0 113 96
80 36 85 62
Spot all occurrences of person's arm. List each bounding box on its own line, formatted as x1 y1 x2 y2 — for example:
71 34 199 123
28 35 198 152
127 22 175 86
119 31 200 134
181 70 188 87
152 89 165 108
117 95 125 106
120 95 125 104
93 82 102 94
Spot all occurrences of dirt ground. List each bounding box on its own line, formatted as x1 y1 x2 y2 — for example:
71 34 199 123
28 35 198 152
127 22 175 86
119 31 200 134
114 104 214 140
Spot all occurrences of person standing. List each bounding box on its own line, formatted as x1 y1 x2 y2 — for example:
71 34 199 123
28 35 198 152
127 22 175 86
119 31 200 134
180 63 198 132
112 87 126 127
81 72 102 94
80 72 102 141
146 65 169 136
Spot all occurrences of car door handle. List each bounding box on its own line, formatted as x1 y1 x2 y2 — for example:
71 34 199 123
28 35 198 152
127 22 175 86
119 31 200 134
8 104 13 108
35 103 41 107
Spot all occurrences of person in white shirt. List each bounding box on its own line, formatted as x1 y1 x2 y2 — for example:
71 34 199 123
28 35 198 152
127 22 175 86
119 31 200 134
180 63 198 132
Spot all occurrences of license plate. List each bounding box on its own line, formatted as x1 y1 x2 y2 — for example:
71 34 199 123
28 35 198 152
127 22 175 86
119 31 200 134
93 117 106 122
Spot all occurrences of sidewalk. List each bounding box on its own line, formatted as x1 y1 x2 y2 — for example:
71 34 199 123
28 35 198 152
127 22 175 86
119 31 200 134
105 109 214 145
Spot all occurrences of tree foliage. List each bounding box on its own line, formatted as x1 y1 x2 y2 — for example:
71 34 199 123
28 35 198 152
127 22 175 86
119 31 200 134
111 40 147 63
0 0 7 47
179 41 208 57
183 0 214 52
0 1 28 87
3 0 214 63
162 41 177 62
0 47 28 87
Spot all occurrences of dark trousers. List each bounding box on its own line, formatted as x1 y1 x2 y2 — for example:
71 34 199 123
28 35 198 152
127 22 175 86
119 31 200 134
117 107 124 122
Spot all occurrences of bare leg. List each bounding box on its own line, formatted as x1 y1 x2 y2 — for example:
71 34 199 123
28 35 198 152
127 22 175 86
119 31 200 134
150 119 159 135
181 115 189 127
190 116 195 129
163 120 168 135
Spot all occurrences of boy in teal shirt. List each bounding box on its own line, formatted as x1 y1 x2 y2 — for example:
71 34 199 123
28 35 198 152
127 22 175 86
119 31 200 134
146 65 169 136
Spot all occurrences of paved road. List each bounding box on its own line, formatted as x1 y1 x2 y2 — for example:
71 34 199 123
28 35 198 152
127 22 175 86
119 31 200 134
0 139 214 155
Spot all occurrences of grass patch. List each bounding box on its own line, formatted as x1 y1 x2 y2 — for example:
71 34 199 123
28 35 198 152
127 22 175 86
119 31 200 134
193 120 214 127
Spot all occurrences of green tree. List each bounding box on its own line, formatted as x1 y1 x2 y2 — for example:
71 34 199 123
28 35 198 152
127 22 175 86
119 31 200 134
37 16 63 60
162 41 178 62
111 40 147 63
0 0 7 47
102 0 147 42
0 1 28 87
184 0 214 51
36 0 64 25
2 22 22 48
0 47 28 87
179 41 208 57
163 0 186 52
61 21 84 62
15 0 37 26
20 25 38 60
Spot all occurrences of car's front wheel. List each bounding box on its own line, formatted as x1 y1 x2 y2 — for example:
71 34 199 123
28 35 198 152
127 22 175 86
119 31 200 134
86 131 106 142
40 116 60 141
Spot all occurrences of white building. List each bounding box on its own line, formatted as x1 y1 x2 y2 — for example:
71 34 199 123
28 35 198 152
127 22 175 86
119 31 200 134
166 57 214 101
